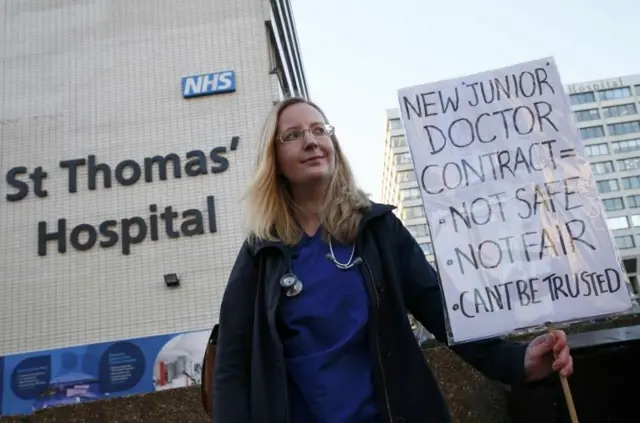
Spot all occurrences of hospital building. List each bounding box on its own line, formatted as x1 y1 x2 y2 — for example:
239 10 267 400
0 0 307 416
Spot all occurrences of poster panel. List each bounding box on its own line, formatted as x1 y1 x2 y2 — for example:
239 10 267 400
0 329 210 416
397 57 633 344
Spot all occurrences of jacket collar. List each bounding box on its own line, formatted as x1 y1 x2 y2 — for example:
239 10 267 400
249 201 396 254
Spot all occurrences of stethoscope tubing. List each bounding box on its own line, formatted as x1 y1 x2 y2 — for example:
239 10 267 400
280 239 360 297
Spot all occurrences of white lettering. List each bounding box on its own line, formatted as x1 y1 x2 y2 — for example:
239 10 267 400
218 72 232 90
182 71 235 98
183 77 203 97
201 73 220 92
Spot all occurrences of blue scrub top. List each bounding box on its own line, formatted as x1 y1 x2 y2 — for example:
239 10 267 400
278 229 380 423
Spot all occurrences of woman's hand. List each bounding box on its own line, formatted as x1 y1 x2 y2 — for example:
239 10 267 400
524 329 574 382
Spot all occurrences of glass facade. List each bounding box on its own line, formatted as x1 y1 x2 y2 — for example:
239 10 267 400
266 0 309 99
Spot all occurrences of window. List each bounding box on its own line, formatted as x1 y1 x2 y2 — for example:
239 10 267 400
627 278 637 292
636 85 640 96
390 135 407 147
389 118 402 130
591 161 614 175
584 143 609 157
602 103 637 118
400 187 421 201
611 138 640 154
574 108 600 122
394 152 412 165
596 179 620 193
607 121 640 136
407 224 428 238
598 87 632 101
602 197 625 211
622 175 640 190
617 157 640 172
615 235 635 250
579 126 605 139
628 195 640 209
631 214 640 227
419 242 434 255
607 120 640 135
396 170 416 183
402 206 425 220
607 216 629 230
569 92 595 105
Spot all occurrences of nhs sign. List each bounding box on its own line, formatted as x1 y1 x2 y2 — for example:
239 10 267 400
181 70 236 98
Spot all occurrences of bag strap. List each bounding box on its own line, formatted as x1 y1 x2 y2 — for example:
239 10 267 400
201 323 219 417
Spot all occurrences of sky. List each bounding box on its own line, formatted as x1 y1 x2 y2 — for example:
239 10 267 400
291 0 640 201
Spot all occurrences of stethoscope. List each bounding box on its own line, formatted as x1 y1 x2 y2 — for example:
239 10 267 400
280 239 361 297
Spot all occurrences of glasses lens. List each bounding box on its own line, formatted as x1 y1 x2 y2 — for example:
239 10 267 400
281 130 301 143
279 125 334 143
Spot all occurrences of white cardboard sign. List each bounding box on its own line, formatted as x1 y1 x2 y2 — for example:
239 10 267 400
397 57 633 343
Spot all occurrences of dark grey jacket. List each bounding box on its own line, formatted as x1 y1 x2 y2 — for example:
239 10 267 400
213 202 528 422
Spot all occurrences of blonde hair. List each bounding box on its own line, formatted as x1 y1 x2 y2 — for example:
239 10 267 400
244 97 371 245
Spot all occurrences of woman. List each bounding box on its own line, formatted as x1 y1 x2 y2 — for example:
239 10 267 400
213 97 573 423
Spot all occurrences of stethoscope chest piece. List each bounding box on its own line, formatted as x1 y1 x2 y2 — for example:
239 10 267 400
280 273 303 297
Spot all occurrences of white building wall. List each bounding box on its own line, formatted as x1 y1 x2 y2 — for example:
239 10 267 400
0 0 278 356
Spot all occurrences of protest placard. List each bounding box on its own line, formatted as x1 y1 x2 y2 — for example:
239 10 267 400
397 57 634 344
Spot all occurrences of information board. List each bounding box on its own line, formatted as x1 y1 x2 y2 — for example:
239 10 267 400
0 329 210 416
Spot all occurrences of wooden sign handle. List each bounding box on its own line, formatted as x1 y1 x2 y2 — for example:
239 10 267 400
546 323 579 423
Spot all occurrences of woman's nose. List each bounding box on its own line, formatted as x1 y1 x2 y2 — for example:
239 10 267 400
302 130 319 149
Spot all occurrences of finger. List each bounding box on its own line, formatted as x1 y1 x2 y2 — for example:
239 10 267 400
559 355 574 378
553 330 567 343
529 334 548 347
552 347 570 369
529 338 551 357
552 347 570 371
541 333 557 347
552 331 567 355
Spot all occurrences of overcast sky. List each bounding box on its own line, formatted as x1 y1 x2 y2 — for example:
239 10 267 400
292 0 640 200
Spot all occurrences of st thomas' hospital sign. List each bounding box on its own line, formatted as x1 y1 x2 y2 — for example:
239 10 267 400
3 136 240 257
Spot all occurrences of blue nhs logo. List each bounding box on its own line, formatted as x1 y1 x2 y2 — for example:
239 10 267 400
181 70 236 98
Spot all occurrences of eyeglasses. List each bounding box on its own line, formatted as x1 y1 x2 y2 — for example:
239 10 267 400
278 124 335 144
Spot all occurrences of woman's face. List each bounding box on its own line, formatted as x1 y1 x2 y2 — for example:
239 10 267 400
275 102 336 187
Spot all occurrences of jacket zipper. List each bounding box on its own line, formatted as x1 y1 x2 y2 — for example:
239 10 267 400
362 257 393 422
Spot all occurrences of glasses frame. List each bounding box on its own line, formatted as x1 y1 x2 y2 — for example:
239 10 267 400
278 124 335 144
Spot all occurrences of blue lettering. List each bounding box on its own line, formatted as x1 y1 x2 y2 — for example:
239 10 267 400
181 70 236 98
